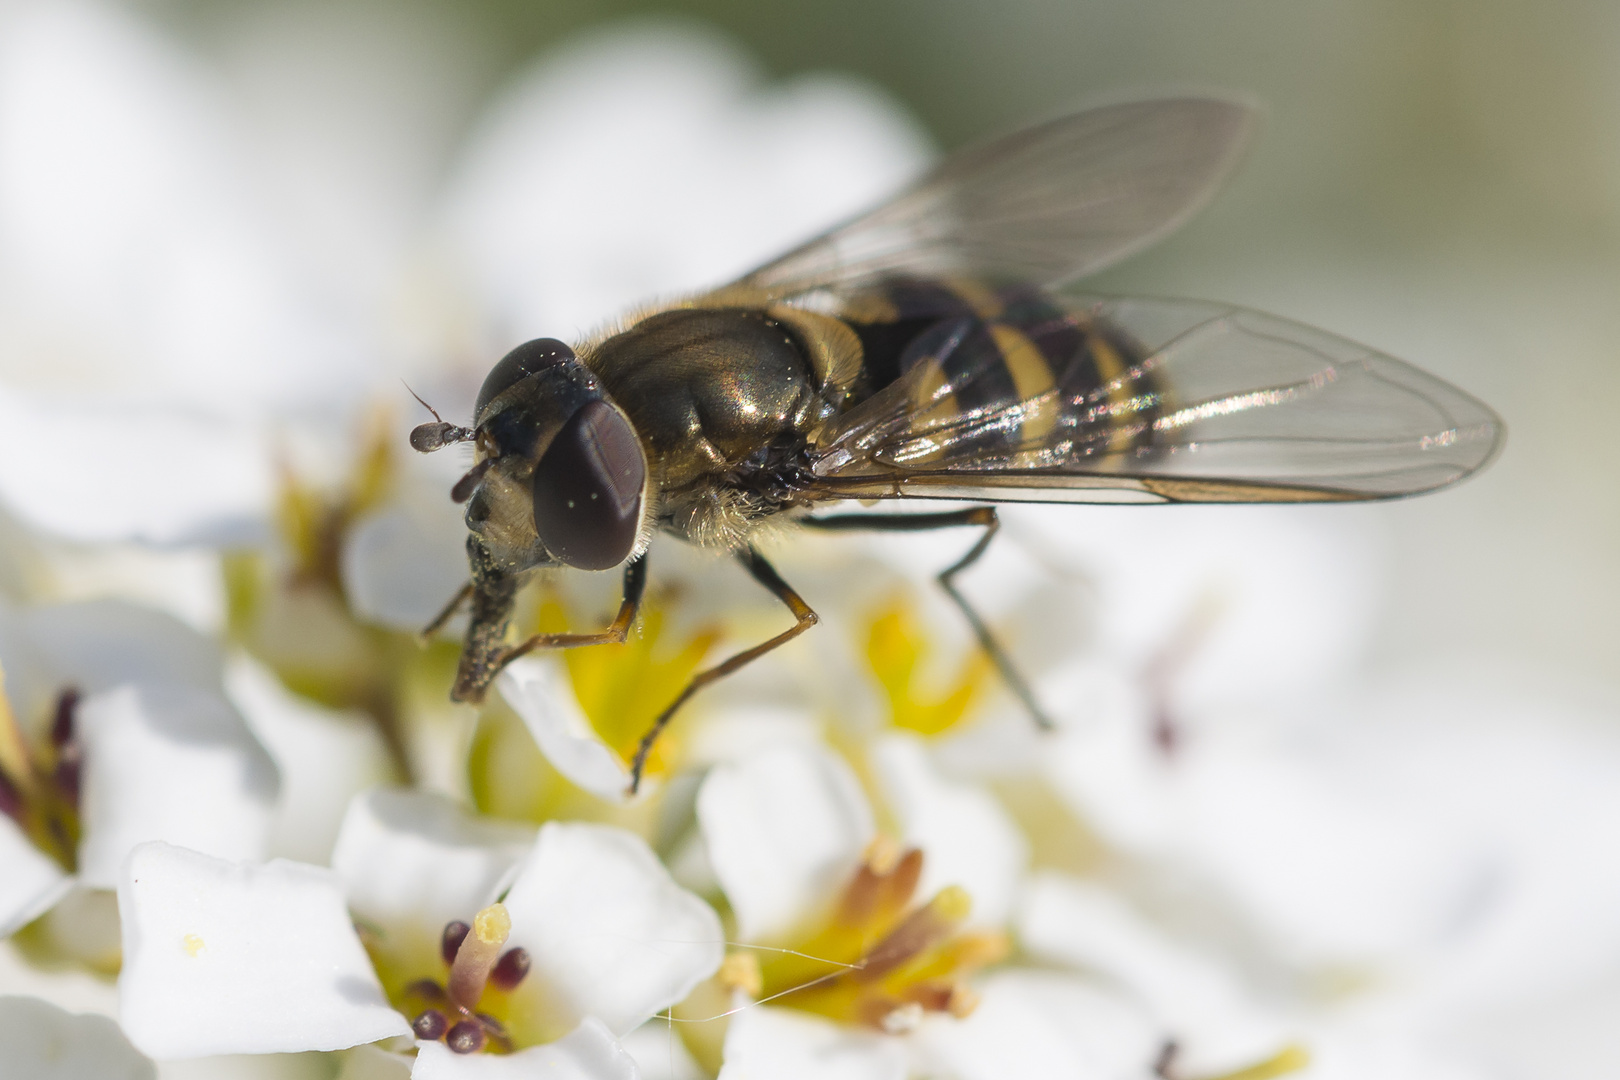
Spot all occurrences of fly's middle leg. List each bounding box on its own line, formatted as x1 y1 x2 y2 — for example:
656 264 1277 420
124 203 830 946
803 506 1055 732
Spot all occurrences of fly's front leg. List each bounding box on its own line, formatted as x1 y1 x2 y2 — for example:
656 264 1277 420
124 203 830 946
420 582 473 640
803 506 1055 732
451 547 648 704
627 548 818 794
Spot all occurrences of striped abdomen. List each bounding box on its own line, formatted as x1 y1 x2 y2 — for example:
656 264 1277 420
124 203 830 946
839 275 1165 469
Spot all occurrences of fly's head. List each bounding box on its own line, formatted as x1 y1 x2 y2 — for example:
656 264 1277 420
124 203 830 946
411 338 650 577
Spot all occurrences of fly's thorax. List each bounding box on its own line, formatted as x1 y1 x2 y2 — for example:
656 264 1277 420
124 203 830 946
585 307 839 492
464 339 650 575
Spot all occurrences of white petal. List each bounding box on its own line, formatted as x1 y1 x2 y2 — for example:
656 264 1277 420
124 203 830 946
697 744 873 942
1005 503 1383 710
1019 874 1288 1074
620 1020 703 1080
1173 740 1485 966
0 994 154 1080
911 970 1160 1080
412 1017 637 1080
0 936 121 1018
341 485 469 633
869 735 1027 927
0 599 225 721
340 1044 416 1080
117 842 410 1058
503 823 722 1036
0 384 274 546
331 788 535 935
444 21 929 339
226 659 394 865
497 659 631 803
75 682 279 888
0 812 71 936
716 1006 905 1080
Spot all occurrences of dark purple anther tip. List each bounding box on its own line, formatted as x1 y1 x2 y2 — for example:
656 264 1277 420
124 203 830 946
441 921 471 965
405 978 447 1002
0 769 22 823
50 687 80 748
54 755 80 808
489 947 531 990
446 1019 486 1054
412 1009 448 1041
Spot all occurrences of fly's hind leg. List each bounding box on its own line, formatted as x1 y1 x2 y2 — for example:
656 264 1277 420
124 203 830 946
803 506 1055 732
627 548 818 794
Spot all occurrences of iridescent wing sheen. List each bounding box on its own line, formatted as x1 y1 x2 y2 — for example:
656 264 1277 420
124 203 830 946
738 98 1257 299
800 294 1504 504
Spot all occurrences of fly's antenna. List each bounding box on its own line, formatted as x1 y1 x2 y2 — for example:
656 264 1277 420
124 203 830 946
405 382 474 453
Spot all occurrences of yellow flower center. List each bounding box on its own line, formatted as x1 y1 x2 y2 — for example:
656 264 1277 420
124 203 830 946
537 590 719 779
728 838 1007 1032
0 672 82 873
864 598 990 737
364 902 557 1056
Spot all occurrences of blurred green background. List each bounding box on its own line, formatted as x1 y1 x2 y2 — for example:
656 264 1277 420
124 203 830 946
149 0 1620 696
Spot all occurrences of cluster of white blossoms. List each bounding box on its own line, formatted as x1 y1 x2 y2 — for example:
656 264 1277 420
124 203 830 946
4 4 1620 1079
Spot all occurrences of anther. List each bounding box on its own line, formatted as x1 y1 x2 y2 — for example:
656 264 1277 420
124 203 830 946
719 952 763 999
855 885 970 982
406 978 448 1003
489 947 530 990
447 903 511 1010
412 1009 448 1041
441 921 471 966
50 688 79 747
446 1019 485 1054
0 768 21 823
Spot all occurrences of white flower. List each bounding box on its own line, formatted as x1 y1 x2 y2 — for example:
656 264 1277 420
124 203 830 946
117 787 723 1073
694 741 1033 1080
0 600 280 950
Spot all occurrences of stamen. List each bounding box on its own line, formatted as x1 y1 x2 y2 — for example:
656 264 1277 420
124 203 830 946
945 983 979 1018
441 921 471 966
719 952 763 998
489 947 531 990
412 1010 447 1040
447 903 511 1010
446 1019 485 1054
855 885 970 982
49 688 79 747
405 978 448 1003
836 845 922 927
0 767 21 823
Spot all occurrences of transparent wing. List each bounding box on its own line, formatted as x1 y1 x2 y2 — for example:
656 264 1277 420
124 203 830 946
738 98 1256 299
802 295 1504 504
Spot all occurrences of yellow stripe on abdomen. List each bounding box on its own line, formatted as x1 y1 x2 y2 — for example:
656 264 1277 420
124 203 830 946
990 323 1058 446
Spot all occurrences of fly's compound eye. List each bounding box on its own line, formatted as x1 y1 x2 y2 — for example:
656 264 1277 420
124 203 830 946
531 401 646 570
476 337 576 416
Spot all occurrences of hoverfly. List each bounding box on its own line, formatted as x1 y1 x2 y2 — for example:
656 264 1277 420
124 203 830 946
411 97 1503 793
